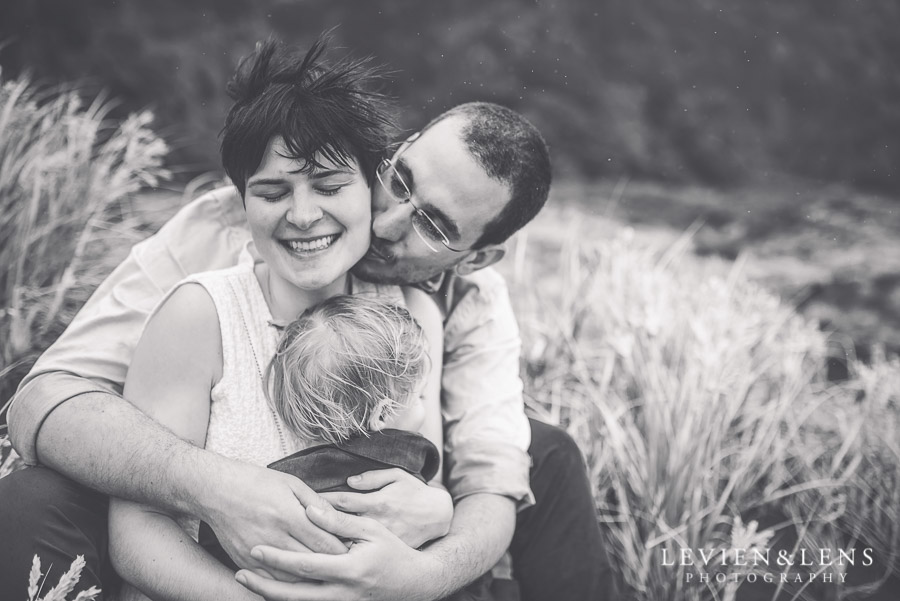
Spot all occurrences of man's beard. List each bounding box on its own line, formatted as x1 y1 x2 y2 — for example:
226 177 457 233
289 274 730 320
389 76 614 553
351 249 449 287
350 259 410 285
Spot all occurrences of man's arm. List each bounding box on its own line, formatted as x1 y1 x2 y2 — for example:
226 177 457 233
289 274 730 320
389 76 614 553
8 186 248 465
236 494 516 601
438 268 533 507
7 187 344 567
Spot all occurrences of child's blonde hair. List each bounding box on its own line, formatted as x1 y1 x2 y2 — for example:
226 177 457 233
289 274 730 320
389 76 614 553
267 295 429 444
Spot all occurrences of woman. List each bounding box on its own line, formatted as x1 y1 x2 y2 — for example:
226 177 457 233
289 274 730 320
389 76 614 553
108 39 448 601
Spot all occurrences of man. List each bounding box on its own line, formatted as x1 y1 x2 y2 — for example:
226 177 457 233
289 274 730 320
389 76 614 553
0 39 604 601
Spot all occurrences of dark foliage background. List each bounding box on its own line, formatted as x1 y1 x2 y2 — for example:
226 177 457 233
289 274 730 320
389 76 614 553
2 0 898 191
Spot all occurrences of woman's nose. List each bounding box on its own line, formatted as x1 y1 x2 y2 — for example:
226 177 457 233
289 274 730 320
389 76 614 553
372 202 413 242
285 191 324 229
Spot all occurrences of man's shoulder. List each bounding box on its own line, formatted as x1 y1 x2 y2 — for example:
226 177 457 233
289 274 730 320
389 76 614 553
438 267 513 329
132 185 250 276
444 267 509 302
152 186 246 241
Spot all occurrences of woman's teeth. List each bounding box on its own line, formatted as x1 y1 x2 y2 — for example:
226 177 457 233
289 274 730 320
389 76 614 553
287 235 336 252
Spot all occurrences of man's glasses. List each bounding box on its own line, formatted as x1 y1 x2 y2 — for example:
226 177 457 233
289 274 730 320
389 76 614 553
375 158 467 253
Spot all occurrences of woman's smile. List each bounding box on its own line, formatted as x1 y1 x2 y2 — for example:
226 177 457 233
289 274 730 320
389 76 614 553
280 232 342 255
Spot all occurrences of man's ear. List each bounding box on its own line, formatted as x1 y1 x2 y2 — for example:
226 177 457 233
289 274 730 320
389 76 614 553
453 243 506 276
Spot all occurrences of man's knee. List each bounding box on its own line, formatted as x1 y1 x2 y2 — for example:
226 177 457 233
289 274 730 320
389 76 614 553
528 418 586 475
0 466 110 558
0 467 112 597
0 466 105 529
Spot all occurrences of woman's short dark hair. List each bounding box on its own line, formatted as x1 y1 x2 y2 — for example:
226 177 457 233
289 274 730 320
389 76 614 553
221 35 397 197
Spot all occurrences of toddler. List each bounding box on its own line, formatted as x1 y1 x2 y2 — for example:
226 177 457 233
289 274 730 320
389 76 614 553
199 294 441 563
264 293 441 487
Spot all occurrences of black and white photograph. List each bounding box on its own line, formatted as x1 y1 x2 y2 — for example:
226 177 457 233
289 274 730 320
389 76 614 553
1 2 898 600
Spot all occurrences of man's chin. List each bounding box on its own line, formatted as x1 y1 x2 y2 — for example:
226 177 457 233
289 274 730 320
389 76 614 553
352 256 443 287
351 259 408 285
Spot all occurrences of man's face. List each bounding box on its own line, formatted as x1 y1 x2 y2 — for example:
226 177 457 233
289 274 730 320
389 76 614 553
352 116 511 285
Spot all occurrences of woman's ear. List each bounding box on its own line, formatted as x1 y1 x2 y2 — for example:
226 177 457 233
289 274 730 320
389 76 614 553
453 243 506 276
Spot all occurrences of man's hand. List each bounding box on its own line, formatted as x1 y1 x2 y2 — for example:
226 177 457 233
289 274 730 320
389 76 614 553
235 505 451 601
199 459 348 575
319 468 453 548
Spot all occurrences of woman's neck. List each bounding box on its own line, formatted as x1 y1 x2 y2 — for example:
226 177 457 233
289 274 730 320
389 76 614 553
255 263 349 325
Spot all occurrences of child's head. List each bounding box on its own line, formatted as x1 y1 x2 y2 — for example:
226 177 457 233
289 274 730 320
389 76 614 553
267 295 429 445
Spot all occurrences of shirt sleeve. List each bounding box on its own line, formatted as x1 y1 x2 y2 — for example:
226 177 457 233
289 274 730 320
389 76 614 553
440 269 535 509
7 187 249 465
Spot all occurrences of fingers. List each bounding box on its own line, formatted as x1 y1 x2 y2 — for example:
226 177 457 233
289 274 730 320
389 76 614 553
244 550 304 582
236 569 338 601
285 472 323 507
284 478 348 555
286 515 347 556
248 543 349 581
306 505 379 542
319 491 371 514
345 468 410 491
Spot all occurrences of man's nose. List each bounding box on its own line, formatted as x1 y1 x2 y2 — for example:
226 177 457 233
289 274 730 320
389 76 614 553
286 191 324 229
372 202 413 243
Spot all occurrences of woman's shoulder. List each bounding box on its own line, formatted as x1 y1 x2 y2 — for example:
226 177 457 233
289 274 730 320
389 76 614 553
401 286 443 333
140 281 223 382
146 261 257 350
151 281 219 334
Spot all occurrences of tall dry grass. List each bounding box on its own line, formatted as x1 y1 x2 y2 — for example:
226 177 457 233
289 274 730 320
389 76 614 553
505 219 900 600
0 75 170 413
0 74 170 474
25 555 101 601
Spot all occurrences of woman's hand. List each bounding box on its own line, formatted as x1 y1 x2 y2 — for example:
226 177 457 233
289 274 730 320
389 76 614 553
319 468 453 548
236 505 449 601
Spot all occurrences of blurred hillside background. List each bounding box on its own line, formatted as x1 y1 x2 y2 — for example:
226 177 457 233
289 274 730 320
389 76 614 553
2 0 898 364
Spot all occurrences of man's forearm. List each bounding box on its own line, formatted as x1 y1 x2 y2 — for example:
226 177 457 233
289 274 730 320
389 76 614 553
36 391 211 516
422 493 516 596
36 390 347 568
235 492 517 601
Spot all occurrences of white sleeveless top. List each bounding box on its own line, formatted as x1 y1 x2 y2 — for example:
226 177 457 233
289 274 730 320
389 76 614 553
156 254 403 539
172 258 405 466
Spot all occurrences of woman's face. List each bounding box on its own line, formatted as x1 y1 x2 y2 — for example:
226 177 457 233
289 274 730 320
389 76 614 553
244 137 371 294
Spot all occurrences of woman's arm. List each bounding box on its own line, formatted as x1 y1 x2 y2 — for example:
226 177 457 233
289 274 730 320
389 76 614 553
402 286 445 475
108 283 259 601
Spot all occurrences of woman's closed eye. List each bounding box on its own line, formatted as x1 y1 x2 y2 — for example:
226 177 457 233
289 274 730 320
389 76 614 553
258 190 289 202
315 180 354 196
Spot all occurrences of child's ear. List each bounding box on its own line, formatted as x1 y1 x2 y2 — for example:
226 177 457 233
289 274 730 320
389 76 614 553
368 397 394 431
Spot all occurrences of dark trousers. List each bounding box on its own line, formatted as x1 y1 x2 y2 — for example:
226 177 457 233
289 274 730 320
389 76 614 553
0 419 607 601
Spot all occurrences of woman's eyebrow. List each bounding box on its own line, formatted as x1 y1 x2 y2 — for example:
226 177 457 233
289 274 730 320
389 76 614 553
308 167 354 180
247 177 286 187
